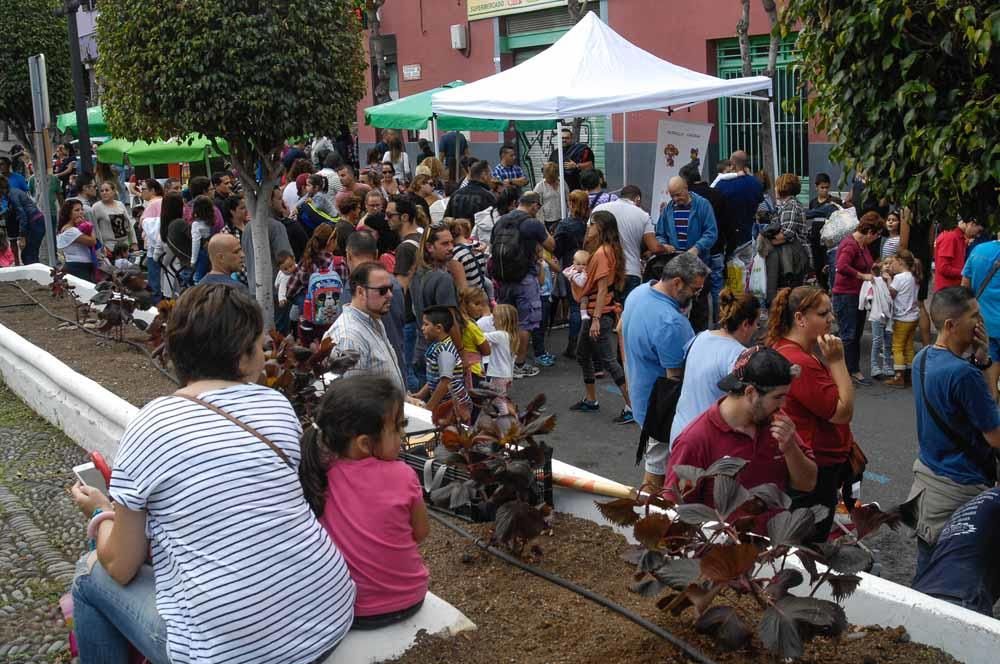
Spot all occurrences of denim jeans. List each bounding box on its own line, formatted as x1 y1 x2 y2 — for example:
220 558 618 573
709 253 725 324
71 555 170 664
621 274 642 306
832 292 865 375
145 254 162 304
404 321 423 391
531 295 552 357
870 319 893 377
567 298 582 353
20 212 46 265
576 313 626 386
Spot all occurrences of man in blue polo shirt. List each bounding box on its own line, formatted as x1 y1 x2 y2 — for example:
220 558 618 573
622 251 708 488
906 286 1000 579
962 237 1000 401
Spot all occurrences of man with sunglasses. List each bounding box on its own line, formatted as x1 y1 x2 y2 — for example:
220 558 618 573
324 259 405 393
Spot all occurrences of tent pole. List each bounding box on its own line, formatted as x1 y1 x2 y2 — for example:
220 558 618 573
768 95 779 183
622 112 627 186
455 132 460 183
557 121 567 219
430 116 438 157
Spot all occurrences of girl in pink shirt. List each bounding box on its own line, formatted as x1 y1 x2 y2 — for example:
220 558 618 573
300 375 430 629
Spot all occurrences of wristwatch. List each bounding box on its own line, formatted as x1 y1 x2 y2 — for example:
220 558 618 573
971 355 993 370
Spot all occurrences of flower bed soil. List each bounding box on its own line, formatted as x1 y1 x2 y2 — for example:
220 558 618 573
0 281 963 663
0 282 176 407
395 513 956 664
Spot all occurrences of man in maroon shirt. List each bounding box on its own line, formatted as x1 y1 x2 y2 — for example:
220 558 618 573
934 216 983 292
663 347 817 512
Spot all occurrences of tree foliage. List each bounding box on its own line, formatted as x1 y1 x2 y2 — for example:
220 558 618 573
0 0 72 147
95 1 367 314
782 0 1000 226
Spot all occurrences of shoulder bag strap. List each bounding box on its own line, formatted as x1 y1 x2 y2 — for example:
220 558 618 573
974 257 1000 300
174 393 294 470
917 352 995 483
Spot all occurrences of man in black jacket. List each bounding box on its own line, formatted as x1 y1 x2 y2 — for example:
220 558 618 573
444 160 495 221
681 163 734 327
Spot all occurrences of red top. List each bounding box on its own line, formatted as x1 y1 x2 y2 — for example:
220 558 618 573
663 400 813 510
832 234 873 295
934 227 967 291
773 338 854 466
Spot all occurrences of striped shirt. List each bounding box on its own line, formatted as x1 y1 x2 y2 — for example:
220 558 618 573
673 205 691 250
109 384 355 664
323 304 405 392
881 235 900 260
425 338 471 407
452 241 489 291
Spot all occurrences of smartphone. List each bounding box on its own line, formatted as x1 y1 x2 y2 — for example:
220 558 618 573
73 462 108 494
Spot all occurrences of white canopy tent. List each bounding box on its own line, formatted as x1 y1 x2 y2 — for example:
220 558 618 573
432 11 777 216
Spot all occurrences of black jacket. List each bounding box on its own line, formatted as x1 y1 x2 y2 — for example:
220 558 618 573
690 182 736 257
444 181 495 221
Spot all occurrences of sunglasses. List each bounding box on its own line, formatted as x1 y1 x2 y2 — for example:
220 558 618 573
365 284 393 296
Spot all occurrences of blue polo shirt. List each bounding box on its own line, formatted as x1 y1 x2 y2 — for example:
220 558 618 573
914 346 1000 486
962 241 1000 338
621 284 694 428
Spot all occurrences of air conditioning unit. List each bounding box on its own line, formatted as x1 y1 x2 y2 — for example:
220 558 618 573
450 24 468 51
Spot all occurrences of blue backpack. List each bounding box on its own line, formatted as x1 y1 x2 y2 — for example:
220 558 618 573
302 268 342 325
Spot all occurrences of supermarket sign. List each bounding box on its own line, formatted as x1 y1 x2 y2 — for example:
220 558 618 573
468 0 567 21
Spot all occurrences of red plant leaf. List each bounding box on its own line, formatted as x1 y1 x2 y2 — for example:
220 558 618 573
758 596 847 660
492 499 547 550
850 502 903 540
633 513 672 550
764 568 804 601
595 498 641 527
814 543 873 574
630 576 669 598
621 545 647 566
825 573 862 602
699 543 758 582
695 605 753 651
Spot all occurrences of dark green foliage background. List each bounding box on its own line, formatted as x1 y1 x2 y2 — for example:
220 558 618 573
782 1 999 226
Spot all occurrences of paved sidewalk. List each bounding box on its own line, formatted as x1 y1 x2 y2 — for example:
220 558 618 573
0 382 88 663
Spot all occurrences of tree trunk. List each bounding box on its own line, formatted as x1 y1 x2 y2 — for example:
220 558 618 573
366 0 391 106
757 0 780 185
737 0 752 77
230 139 276 327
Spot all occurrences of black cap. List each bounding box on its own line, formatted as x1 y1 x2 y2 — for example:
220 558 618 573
717 346 798 393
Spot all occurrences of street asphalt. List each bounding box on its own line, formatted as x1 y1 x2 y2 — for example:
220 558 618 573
510 324 923 587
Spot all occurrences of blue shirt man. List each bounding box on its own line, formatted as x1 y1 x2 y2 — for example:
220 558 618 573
913 488 1000 616
962 240 1000 361
713 155 763 247
621 251 707 484
655 177 717 261
0 158 28 192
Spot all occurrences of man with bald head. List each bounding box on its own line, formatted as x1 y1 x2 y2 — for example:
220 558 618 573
656 176 717 331
714 149 763 251
198 233 247 290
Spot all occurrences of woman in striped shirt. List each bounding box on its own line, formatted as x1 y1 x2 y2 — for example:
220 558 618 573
70 284 355 664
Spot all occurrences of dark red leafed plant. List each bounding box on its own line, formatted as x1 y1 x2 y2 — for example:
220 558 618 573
429 388 555 558
49 267 76 300
597 459 902 660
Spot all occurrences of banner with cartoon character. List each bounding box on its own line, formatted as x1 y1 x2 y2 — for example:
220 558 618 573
650 119 714 216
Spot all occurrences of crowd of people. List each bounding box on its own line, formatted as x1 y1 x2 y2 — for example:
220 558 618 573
3 129 1000 661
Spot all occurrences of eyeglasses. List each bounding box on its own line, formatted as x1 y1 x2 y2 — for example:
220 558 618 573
387 211 400 218
364 284 393 296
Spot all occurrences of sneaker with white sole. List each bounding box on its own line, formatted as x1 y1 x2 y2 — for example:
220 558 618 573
513 364 541 378
613 409 635 425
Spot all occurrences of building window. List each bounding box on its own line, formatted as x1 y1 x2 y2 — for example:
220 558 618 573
716 35 808 198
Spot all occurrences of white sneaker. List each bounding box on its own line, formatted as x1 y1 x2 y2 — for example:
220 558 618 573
513 364 541 379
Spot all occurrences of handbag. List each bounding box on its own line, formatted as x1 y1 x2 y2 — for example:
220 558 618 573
847 438 868 477
174 393 294 469
634 333 697 466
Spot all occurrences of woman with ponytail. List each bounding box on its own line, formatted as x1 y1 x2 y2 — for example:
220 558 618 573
669 288 761 445
300 374 430 630
769 285 857 542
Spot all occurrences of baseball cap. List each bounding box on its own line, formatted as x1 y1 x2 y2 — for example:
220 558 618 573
717 346 798 393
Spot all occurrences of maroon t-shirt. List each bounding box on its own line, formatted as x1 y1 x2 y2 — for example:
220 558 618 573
773 338 853 466
663 400 813 509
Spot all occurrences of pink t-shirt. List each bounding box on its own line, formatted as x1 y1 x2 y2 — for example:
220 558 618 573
320 457 428 616
0 246 14 267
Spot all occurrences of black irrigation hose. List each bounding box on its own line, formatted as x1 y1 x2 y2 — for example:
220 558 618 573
426 508 718 664
9 282 181 386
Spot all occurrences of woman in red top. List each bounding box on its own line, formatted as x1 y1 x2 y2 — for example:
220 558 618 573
832 211 885 384
768 285 857 542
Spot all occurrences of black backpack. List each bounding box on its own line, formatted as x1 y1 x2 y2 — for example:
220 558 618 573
490 213 533 283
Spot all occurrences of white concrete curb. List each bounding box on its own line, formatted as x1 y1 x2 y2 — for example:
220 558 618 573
4 266 998 662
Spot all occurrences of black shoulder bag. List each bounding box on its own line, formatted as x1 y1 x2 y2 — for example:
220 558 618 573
916 351 997 485
634 333 698 466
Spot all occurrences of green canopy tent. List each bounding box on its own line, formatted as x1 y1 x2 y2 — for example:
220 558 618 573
56 106 108 138
96 135 229 167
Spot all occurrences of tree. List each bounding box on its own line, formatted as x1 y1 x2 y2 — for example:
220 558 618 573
0 0 73 169
735 0 779 188
95 1 367 321
782 0 999 226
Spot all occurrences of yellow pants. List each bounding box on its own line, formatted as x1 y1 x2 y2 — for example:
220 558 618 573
892 319 918 370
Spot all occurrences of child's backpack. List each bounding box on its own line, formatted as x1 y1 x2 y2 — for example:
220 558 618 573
301 268 343 326
489 213 533 283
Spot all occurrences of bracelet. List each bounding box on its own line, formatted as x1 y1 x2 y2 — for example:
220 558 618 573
86 511 115 541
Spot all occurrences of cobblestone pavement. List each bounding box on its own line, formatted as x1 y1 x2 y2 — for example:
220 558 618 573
0 382 88 663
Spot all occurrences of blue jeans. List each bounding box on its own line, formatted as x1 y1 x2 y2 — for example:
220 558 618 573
870 319 893 376
832 292 865 375
146 254 162 304
709 253 725 323
826 248 838 288
20 212 46 265
567 298 582 353
71 555 170 664
403 321 422 392
621 275 642 306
